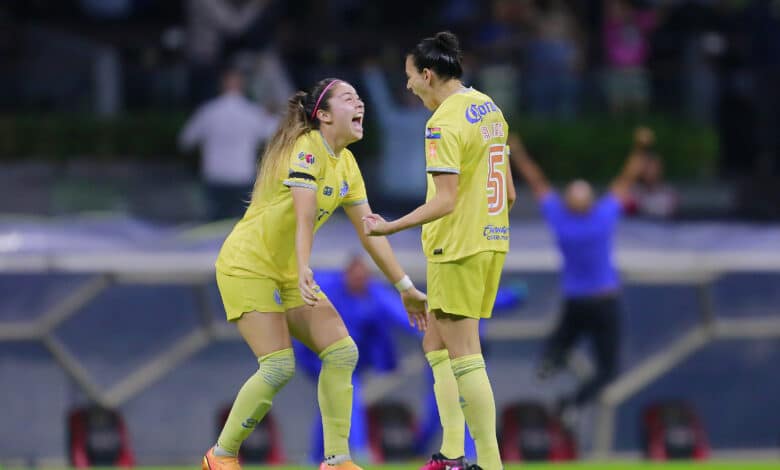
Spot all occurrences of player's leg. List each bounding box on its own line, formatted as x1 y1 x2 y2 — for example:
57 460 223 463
574 296 620 405
432 252 505 470
205 273 296 470
285 295 360 469
420 317 467 468
537 299 583 379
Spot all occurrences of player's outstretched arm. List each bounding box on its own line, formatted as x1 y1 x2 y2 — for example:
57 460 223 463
344 202 428 331
508 133 551 201
610 127 653 201
362 172 458 236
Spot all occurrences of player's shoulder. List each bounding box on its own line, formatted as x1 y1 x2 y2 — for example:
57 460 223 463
341 147 360 168
431 87 503 127
293 130 318 148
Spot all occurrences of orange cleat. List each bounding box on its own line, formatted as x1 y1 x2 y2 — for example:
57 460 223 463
319 460 363 470
202 447 241 470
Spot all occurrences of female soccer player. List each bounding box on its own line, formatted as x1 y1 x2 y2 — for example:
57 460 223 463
364 32 514 470
203 78 428 470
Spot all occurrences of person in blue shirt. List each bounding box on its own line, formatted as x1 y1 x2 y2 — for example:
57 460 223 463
508 130 647 423
296 255 525 463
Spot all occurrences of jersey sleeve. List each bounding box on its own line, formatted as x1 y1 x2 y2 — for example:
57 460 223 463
425 124 461 174
341 152 368 206
282 144 324 191
540 191 565 227
597 193 623 222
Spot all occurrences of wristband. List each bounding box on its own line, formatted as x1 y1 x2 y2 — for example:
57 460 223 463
394 275 414 292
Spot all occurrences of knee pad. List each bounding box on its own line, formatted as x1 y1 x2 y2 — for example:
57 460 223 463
319 336 359 371
257 347 295 390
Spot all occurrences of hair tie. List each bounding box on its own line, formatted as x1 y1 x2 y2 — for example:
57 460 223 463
310 80 340 120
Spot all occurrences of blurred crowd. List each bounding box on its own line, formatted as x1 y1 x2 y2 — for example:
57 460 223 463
1 0 779 208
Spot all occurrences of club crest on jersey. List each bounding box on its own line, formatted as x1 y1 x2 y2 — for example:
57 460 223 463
323 186 333 196
297 151 315 168
339 180 349 197
425 127 442 139
465 101 499 124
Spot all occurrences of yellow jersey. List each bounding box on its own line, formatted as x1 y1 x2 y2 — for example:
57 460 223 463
422 87 510 263
215 130 368 280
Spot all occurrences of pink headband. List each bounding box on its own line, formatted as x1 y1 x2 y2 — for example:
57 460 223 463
310 80 340 119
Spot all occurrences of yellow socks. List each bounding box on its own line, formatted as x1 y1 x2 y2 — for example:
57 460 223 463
216 347 295 454
426 349 466 458
318 336 359 458
451 354 501 470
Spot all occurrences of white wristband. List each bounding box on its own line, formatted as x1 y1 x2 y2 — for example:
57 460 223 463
394 275 414 292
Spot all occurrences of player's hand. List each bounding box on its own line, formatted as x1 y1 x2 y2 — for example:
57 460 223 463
362 214 393 236
400 287 428 331
634 126 655 148
298 266 320 306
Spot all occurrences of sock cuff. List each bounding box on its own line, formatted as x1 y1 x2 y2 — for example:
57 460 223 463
451 353 485 379
257 347 295 389
319 336 358 369
425 349 450 367
258 347 294 364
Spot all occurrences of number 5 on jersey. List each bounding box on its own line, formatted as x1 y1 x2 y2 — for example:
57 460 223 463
487 144 506 215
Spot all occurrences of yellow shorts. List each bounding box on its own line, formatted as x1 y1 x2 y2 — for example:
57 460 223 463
427 251 506 319
215 270 327 321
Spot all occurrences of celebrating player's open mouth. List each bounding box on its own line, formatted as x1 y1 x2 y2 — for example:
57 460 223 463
350 113 363 135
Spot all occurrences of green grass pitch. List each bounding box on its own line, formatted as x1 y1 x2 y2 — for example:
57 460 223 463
33 463 777 470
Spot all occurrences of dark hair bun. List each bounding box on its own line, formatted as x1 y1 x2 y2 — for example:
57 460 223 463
434 31 460 54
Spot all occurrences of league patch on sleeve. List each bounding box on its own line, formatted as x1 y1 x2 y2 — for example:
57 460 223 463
296 151 316 169
425 127 442 139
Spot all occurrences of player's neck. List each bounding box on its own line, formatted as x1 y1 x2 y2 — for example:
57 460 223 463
431 79 466 109
318 128 345 156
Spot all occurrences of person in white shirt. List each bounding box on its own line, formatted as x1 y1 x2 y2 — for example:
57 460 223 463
179 69 279 220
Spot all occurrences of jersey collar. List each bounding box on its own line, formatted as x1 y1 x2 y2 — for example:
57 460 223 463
318 130 338 159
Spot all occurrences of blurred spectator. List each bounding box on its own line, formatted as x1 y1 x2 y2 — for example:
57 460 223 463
524 0 582 118
602 0 658 114
509 131 644 426
242 48 295 115
179 69 278 220
360 63 430 204
473 0 533 117
626 127 678 219
185 0 270 102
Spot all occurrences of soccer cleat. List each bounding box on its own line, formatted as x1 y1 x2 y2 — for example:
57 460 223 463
419 452 467 470
202 447 241 470
319 460 363 470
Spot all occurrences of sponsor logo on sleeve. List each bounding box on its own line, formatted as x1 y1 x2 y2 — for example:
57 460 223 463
339 180 349 197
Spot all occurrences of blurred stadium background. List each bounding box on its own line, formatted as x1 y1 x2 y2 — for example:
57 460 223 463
1 0 779 468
